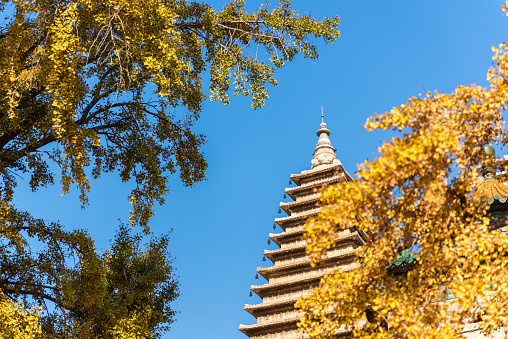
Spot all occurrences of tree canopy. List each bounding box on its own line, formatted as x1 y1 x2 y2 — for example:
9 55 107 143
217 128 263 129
0 0 340 336
0 0 340 228
297 3 508 339
2 215 179 338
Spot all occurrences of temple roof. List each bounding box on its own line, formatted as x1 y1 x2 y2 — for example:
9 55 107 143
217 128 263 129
469 146 508 218
470 178 508 204
387 248 417 275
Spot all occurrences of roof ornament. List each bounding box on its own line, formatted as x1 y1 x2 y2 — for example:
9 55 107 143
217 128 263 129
311 108 341 169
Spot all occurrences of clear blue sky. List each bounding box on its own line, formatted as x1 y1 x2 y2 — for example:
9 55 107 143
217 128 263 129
13 1 508 338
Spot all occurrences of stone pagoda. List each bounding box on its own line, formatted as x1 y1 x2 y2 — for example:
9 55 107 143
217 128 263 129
239 120 366 338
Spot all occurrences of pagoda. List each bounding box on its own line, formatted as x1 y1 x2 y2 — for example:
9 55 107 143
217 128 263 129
239 120 366 338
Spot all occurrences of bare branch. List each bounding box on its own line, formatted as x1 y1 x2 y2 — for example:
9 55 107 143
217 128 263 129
213 22 281 41
78 67 116 123
81 102 133 124
173 20 265 29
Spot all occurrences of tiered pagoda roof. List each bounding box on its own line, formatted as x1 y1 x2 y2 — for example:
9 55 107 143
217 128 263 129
239 118 362 339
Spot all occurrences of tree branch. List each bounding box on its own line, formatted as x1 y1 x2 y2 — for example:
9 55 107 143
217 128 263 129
0 135 56 164
0 85 47 148
173 20 265 30
78 68 116 124
81 102 133 124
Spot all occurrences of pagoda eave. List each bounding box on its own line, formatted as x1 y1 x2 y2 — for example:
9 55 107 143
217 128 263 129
244 299 296 316
274 208 322 229
263 243 306 261
269 228 303 247
285 174 347 200
250 277 320 298
239 315 301 337
290 163 352 186
279 192 320 214
257 247 357 279
240 315 354 338
250 264 359 298
264 232 365 261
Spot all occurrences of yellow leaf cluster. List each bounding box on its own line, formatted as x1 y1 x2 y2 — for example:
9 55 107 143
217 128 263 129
108 308 154 339
0 291 41 339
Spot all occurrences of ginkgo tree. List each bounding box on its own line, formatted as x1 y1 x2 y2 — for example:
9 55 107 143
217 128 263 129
297 3 508 339
0 0 340 228
0 0 340 337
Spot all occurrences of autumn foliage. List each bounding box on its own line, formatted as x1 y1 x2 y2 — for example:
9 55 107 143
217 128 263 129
297 3 508 339
0 292 41 338
0 0 340 229
0 0 340 337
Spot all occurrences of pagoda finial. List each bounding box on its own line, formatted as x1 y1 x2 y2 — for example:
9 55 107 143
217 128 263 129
311 112 341 169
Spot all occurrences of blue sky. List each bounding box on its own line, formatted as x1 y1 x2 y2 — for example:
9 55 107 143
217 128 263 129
13 1 508 338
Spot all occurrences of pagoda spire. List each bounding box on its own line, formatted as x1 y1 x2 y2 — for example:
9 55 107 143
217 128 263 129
239 111 355 339
311 115 340 169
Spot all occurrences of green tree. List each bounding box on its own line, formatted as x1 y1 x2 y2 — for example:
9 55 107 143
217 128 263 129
2 213 179 338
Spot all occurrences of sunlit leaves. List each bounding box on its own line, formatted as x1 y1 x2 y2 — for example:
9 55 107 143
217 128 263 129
0 292 42 339
297 2 508 338
0 0 339 229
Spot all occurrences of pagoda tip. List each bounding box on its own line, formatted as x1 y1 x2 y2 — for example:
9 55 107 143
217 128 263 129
321 106 324 123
